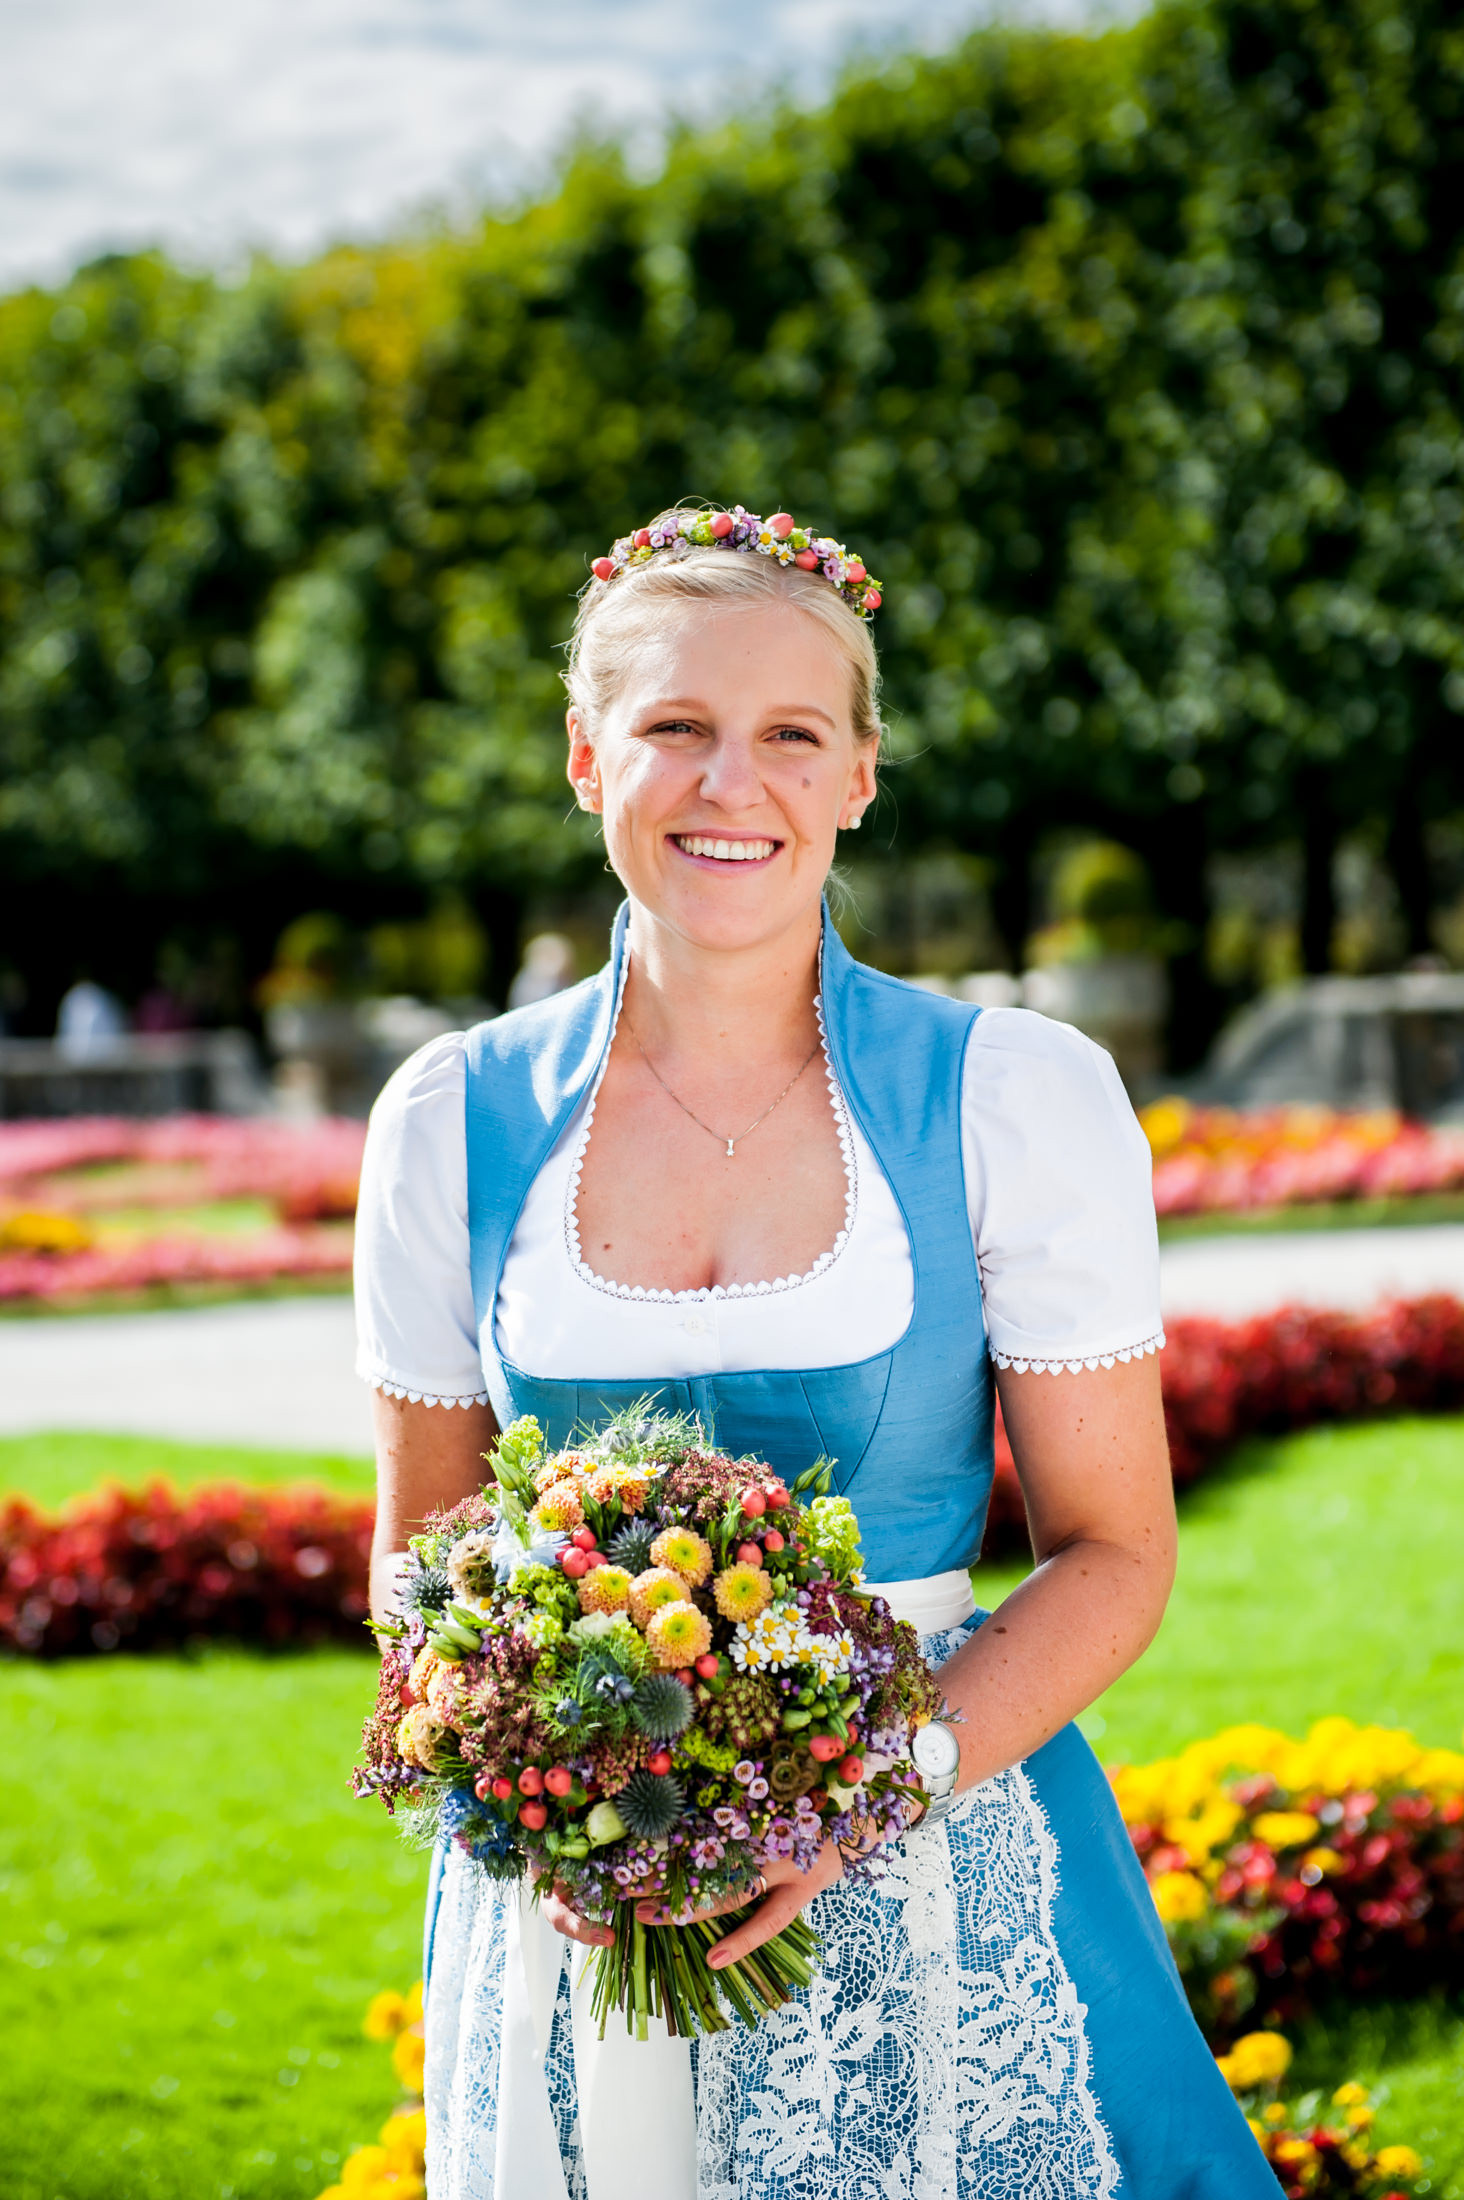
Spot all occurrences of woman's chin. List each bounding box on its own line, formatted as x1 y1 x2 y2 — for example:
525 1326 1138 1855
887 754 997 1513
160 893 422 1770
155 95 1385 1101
627 863 822 952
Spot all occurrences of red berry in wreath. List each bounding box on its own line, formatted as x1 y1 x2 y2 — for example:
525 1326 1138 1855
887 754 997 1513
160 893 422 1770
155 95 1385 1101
544 1766 574 1797
519 1800 548 1831
518 1767 545 1797
646 1750 674 1777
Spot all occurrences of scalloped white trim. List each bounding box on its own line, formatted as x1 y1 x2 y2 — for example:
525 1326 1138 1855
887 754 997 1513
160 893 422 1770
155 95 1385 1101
989 1327 1166 1375
564 957 858 1305
362 1370 490 1408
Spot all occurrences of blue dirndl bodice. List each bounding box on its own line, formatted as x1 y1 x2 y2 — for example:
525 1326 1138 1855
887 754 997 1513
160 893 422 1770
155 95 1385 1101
421 904 1277 2200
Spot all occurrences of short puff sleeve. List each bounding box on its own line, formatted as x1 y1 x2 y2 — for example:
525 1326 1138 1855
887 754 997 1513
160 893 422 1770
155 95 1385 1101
961 1007 1163 1374
352 1032 488 1406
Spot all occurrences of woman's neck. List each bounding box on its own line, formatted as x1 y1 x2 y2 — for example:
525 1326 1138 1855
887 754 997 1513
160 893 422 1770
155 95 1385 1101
621 898 823 1064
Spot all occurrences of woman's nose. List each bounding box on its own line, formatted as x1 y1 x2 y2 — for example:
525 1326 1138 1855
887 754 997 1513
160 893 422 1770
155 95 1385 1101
697 736 764 809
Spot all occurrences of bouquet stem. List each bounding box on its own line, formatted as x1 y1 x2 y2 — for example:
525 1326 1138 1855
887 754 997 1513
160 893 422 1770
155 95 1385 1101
592 1898 821 2040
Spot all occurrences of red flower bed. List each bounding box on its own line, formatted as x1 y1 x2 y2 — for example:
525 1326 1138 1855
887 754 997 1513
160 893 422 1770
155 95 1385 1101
0 1114 366 1216
0 1223 354 1304
984 1295 1464 1552
0 1481 374 1655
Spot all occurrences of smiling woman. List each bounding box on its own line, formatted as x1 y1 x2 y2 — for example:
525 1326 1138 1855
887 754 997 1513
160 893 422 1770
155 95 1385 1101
351 500 1275 2200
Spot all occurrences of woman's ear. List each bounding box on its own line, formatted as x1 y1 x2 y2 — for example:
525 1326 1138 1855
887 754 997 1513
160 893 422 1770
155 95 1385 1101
566 709 601 814
843 740 877 828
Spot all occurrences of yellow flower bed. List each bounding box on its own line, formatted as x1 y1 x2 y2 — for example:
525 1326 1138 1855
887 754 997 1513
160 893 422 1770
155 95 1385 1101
316 1984 425 2200
1112 1717 1464 1868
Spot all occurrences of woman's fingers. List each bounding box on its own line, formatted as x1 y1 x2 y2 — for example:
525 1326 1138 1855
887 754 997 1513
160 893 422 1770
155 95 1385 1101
635 1878 763 1928
706 1879 807 1966
542 1886 614 1948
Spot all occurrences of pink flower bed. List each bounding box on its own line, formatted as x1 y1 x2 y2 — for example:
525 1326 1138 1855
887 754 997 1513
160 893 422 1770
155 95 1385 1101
0 1223 353 1304
0 1114 366 1217
1141 1101 1464 1218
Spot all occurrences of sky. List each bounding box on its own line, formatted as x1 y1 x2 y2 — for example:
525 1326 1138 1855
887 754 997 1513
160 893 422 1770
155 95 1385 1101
0 0 1113 294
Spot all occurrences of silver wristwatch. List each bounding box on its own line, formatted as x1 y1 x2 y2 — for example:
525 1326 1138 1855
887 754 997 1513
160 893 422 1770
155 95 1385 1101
910 1719 961 1825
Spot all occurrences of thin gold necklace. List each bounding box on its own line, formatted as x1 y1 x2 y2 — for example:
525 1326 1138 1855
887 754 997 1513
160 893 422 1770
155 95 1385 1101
625 1018 821 1159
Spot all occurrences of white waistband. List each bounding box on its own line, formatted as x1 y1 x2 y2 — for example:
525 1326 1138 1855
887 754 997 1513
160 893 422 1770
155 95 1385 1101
862 1567 977 1635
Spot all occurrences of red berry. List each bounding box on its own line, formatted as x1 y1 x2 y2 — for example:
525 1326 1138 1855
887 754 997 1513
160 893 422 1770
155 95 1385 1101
646 1750 673 1776
839 1755 865 1784
711 512 735 537
766 1484 790 1509
694 1653 720 1680
808 1734 843 1763
561 1548 589 1579
591 557 615 581
399 1684 414 1705
676 1668 695 1685
518 1767 544 1797
736 1543 763 1568
844 561 866 584
583 1548 607 1569
794 549 819 569
572 1526 598 1552
544 1766 574 1797
762 1528 785 1554
768 512 794 538
491 1776 514 1800
634 528 652 548
846 1726 860 1745
740 1487 767 1518
519 1800 548 1831
863 588 882 610
474 1773 495 1801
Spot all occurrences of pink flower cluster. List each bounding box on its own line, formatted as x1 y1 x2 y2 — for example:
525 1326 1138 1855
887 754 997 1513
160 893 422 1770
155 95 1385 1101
983 1294 1464 1553
0 1224 353 1304
0 1479 373 1654
0 1113 366 1216
1142 1102 1464 1218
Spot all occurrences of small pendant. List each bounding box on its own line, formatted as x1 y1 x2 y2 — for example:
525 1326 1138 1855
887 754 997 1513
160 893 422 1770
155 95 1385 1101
725 1139 736 1158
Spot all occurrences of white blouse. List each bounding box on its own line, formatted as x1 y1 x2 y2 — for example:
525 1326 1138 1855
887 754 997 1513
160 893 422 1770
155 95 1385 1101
353 999 1164 1406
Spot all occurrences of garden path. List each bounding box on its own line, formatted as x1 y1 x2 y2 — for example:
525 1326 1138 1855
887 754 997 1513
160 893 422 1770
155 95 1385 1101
0 1222 1460 1452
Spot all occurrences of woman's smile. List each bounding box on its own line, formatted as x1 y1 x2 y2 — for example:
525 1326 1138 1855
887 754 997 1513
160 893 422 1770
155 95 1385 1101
669 832 781 867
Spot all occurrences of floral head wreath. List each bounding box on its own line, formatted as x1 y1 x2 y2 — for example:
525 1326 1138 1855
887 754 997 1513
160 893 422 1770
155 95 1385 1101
589 506 883 620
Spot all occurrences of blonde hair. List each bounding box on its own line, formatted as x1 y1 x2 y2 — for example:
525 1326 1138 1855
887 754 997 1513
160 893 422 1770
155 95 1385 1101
564 509 883 747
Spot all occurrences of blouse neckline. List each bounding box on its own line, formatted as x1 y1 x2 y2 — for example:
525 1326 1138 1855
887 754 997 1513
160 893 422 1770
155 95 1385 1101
563 952 859 1305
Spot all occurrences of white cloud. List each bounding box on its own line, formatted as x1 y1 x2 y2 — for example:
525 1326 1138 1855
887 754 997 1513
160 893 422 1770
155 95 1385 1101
0 0 1117 292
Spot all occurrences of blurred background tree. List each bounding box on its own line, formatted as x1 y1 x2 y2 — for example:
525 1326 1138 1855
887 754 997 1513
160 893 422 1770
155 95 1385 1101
1 0 1460 1067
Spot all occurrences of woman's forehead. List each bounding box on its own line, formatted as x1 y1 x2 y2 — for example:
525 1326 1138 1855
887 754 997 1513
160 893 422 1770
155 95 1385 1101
609 604 851 713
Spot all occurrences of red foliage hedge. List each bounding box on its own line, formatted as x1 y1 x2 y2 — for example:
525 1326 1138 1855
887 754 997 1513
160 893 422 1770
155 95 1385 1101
0 1480 373 1655
985 1294 1464 1554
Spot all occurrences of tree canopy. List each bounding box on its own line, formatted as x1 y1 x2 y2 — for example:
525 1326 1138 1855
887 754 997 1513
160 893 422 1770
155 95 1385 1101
2 0 1461 1053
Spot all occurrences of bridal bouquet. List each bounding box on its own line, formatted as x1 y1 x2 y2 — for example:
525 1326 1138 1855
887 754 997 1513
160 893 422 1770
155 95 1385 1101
356 1407 947 2038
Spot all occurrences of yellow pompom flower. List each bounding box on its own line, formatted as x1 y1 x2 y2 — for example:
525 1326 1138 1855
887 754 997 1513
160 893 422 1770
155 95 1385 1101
577 1564 633 1616
1215 2031 1293 2092
1251 1810 1321 1851
339 2145 390 2194
1374 2144 1424 2178
381 2107 427 2169
1150 1869 1208 1924
533 1482 585 1533
394 1705 447 1771
392 2026 426 2095
645 1599 713 1671
1332 2082 1368 2108
651 1525 713 1588
713 1562 773 1623
362 1989 412 2042
629 1567 689 1630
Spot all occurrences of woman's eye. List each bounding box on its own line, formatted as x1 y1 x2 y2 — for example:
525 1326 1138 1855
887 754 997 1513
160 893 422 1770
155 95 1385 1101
645 719 700 737
771 726 818 745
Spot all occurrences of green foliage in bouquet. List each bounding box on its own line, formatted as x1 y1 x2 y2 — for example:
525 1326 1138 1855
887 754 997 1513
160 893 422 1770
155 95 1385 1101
356 1408 948 2038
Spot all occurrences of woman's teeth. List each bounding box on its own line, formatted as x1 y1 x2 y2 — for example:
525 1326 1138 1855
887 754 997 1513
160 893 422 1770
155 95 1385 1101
674 836 777 863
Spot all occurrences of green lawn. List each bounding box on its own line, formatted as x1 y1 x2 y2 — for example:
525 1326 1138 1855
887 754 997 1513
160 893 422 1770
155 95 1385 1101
0 1431 374 1512
1 1415 1461 2198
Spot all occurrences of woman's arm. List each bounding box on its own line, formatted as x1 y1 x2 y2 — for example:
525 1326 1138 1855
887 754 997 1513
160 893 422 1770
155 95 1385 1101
369 1392 499 1626
933 1350 1175 1786
693 1351 1175 1969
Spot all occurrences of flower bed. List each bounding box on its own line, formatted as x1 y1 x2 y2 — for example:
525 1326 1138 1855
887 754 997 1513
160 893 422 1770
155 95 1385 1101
1141 1100 1464 1219
1115 1720 1464 2039
0 1114 365 1303
983 1295 1464 1551
315 1986 426 2200
1215 2036 1424 2198
0 1480 373 1654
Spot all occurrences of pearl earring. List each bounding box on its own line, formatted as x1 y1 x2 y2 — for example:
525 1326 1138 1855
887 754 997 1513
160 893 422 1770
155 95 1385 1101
845 813 862 830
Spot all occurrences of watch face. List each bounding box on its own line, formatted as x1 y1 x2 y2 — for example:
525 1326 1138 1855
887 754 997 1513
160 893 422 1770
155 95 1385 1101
912 1721 960 1779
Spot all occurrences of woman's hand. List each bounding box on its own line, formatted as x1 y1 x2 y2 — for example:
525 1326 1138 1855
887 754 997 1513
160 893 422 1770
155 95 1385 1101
542 1883 616 1950
635 1838 846 1968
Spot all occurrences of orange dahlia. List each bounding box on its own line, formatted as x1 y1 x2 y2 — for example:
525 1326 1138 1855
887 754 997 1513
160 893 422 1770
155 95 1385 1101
645 1600 713 1671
